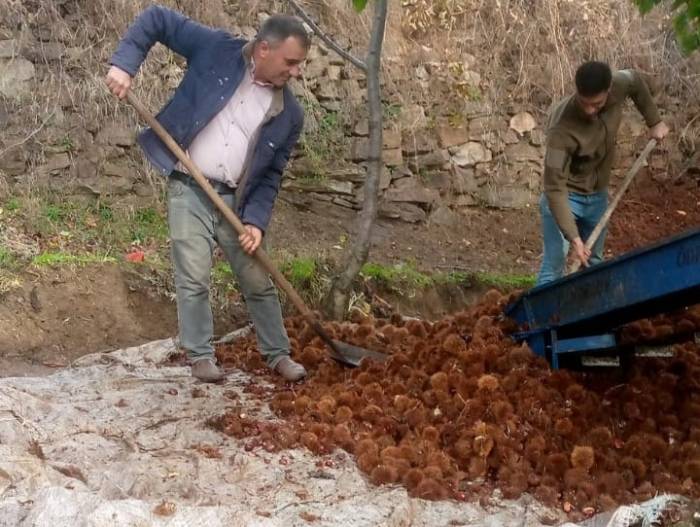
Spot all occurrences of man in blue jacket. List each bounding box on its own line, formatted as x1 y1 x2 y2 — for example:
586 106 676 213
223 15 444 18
105 6 309 382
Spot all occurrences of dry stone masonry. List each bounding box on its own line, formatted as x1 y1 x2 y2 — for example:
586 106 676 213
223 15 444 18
0 15 661 222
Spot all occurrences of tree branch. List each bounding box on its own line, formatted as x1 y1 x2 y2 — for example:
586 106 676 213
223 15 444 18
287 0 367 72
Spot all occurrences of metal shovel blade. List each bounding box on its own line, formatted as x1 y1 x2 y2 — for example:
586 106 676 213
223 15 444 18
328 339 388 367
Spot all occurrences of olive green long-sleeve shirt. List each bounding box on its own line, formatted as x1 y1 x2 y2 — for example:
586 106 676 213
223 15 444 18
543 69 662 241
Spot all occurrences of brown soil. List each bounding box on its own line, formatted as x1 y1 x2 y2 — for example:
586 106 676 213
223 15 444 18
269 195 542 275
0 265 178 372
607 171 700 255
210 294 700 523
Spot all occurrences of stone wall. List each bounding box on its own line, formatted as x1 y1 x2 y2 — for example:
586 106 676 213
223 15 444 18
0 6 679 223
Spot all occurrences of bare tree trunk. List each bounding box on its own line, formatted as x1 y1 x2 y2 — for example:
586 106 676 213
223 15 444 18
326 0 388 319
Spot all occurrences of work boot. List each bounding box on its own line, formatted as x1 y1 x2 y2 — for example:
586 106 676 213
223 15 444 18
274 357 307 382
191 358 224 383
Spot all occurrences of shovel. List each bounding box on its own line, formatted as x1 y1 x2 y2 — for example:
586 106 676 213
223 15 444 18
568 138 657 274
125 92 387 367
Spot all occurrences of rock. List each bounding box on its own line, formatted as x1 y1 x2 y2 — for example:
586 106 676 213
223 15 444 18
316 81 340 100
452 166 478 194
378 202 427 223
384 176 439 205
342 79 364 105
0 149 26 176
453 193 477 207
407 149 450 172
509 112 537 135
402 129 437 156
437 126 470 149
38 153 71 175
332 196 358 209
309 191 333 202
350 139 400 164
504 129 520 145
22 41 66 62
353 120 368 137
0 39 18 58
0 58 35 98
284 178 354 195
288 157 315 177
478 185 535 209
77 171 134 195
304 56 329 84
452 142 492 167
327 65 342 81
380 167 392 190
96 124 134 147
530 129 546 146
422 171 452 194
306 44 323 62
504 142 542 164
429 204 459 227
511 162 541 189
75 158 97 181
391 165 413 181
468 116 506 141
327 167 366 183
383 129 402 150
463 101 491 119
382 148 403 167
350 137 369 161
103 162 125 178
398 104 427 130
319 99 341 112
133 183 156 197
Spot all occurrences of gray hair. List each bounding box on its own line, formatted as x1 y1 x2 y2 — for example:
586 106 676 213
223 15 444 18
255 15 311 49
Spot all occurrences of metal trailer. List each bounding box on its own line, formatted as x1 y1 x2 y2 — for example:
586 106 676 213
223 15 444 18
505 228 700 368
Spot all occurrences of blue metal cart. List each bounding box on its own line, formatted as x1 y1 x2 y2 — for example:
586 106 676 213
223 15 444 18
505 228 700 368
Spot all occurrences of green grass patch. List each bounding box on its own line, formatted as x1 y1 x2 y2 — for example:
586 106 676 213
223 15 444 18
282 257 320 290
130 206 168 244
4 195 170 252
474 272 536 289
210 261 239 297
0 246 16 269
360 263 535 292
43 203 69 223
212 261 234 281
4 197 21 212
299 96 349 179
32 251 116 267
360 262 433 288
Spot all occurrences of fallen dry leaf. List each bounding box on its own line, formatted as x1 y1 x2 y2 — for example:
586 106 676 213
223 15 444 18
153 500 176 516
299 511 319 522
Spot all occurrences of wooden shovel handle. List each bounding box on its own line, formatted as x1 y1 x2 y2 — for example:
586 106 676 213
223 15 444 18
569 138 657 274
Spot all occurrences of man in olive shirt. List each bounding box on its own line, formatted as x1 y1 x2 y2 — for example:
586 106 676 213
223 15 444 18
537 61 669 285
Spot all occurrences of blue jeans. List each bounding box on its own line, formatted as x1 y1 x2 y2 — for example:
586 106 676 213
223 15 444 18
167 175 290 367
536 191 608 286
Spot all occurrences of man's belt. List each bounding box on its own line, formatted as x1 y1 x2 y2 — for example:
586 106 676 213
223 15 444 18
169 170 236 195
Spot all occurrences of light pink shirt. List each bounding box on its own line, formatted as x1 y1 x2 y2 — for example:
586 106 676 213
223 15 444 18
186 66 274 188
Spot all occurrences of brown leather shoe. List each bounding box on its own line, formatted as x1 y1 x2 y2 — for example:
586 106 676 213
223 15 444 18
274 357 307 382
191 358 224 383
